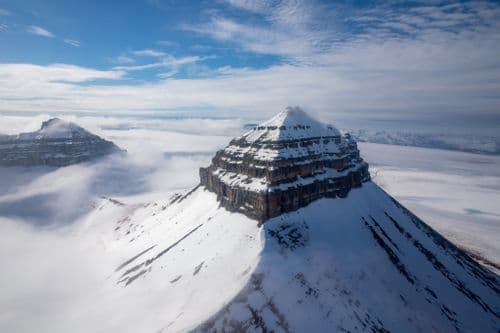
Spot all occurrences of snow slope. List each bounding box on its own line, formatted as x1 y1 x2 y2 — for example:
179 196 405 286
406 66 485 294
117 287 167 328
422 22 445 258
1 181 498 332
100 181 499 332
200 182 499 332
76 187 263 333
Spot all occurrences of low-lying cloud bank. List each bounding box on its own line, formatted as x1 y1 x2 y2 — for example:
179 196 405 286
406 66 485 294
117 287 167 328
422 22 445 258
0 115 241 226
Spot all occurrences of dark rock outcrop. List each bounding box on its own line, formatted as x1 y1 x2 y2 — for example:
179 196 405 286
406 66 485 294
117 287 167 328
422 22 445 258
200 107 370 222
0 118 123 167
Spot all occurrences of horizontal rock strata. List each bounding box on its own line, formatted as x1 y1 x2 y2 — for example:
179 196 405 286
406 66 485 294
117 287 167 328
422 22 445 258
200 107 370 222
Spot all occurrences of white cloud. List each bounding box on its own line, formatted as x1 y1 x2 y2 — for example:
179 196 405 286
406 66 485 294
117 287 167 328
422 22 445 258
26 25 55 38
0 63 124 83
182 15 321 59
113 54 214 72
223 0 270 14
0 8 10 16
132 49 166 57
114 55 135 64
157 68 179 78
1 30 500 119
185 0 331 60
63 39 80 47
0 1 499 120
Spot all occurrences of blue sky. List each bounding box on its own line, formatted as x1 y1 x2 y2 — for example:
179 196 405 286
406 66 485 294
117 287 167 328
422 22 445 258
0 0 281 78
0 0 500 122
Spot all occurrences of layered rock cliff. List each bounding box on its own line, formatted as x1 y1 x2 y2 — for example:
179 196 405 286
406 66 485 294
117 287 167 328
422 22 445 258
0 118 123 167
200 107 370 221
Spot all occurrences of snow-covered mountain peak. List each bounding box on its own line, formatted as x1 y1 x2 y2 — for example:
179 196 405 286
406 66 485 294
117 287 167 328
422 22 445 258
243 106 340 143
31 117 91 140
0 118 122 167
200 107 369 221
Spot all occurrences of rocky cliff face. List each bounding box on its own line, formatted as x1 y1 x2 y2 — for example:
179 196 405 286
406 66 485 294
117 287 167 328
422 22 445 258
200 107 370 222
0 118 123 167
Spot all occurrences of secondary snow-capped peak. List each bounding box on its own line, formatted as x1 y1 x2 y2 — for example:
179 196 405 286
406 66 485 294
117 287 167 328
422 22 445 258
242 106 341 143
0 118 122 167
25 117 93 140
15 118 93 141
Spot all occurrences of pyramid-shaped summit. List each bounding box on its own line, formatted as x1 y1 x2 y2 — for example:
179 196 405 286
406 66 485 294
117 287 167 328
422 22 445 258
243 106 341 143
200 107 370 221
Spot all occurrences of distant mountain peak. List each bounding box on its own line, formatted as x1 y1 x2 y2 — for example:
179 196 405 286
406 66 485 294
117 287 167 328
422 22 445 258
35 117 91 140
0 118 123 167
41 117 65 128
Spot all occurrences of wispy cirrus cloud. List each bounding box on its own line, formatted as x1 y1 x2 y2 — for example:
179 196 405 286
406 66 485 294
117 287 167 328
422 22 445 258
133 49 166 57
0 8 10 16
183 0 334 61
26 25 54 38
113 53 215 79
63 39 80 47
188 0 500 66
114 55 135 64
25 26 80 47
